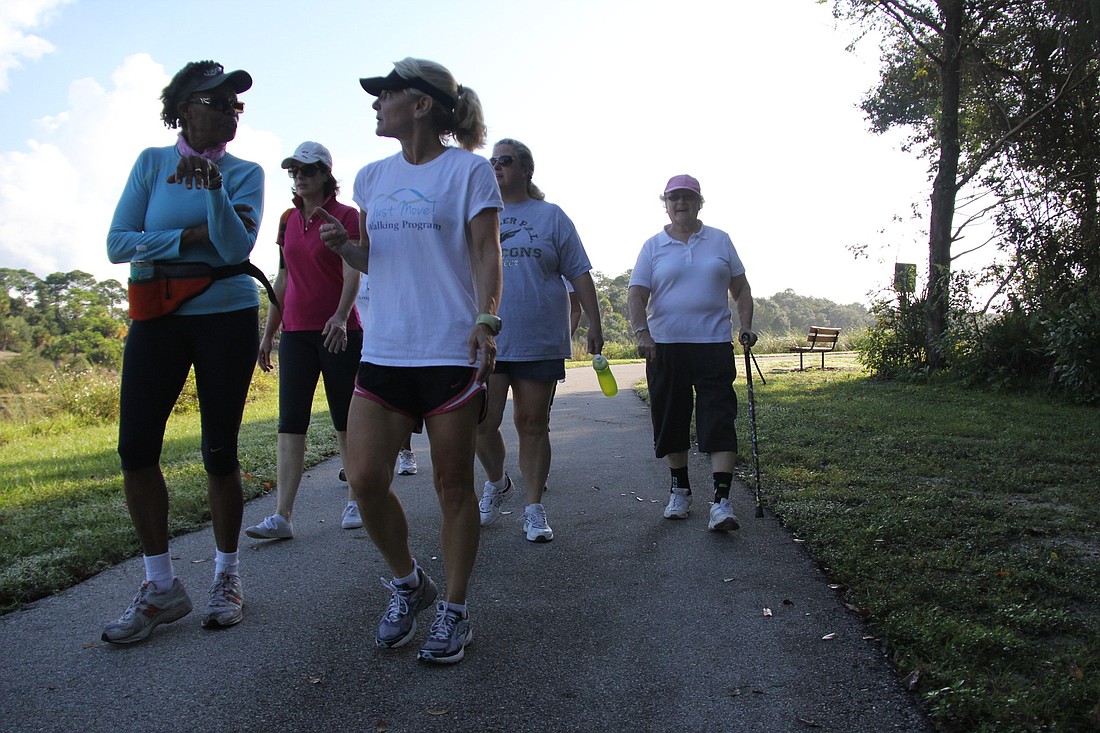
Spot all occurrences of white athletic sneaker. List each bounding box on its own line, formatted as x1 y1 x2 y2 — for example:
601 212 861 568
663 488 692 519
341 502 363 529
397 450 417 476
244 514 293 539
479 474 512 526
708 498 741 532
522 503 554 542
201 572 243 629
101 578 192 644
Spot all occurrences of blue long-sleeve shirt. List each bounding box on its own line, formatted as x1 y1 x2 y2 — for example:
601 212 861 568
107 145 265 315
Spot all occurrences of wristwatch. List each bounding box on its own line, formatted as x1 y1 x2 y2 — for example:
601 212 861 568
476 313 503 335
634 325 650 335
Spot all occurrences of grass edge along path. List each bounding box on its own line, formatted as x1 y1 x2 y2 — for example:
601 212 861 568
724 355 1099 732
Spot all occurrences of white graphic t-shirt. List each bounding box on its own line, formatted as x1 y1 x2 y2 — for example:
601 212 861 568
352 148 502 366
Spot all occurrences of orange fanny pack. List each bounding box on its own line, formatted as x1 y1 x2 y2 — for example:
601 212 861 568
127 261 279 321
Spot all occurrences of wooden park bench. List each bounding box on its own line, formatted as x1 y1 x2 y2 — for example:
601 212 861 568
790 326 841 370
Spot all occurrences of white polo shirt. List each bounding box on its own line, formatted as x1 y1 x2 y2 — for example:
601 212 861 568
629 224 746 343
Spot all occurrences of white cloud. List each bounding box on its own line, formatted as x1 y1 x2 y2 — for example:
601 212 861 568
0 0 72 91
0 53 166 282
0 52 288 284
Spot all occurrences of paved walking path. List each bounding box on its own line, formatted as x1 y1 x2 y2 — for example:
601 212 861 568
0 362 931 732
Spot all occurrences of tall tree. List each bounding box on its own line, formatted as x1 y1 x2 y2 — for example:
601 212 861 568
836 0 1100 368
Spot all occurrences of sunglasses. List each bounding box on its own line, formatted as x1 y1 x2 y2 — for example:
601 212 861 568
489 155 515 168
190 97 245 115
287 164 323 179
666 191 700 202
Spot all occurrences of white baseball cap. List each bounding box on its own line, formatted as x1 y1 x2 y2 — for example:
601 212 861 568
281 141 332 170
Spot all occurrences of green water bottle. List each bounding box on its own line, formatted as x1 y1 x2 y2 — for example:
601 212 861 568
592 354 618 397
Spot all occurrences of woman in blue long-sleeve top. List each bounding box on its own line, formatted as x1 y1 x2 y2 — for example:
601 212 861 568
102 59 264 645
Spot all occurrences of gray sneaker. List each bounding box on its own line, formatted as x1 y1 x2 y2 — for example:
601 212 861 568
479 474 512 526
417 601 472 665
341 502 363 529
663 488 692 519
201 572 243 629
245 514 293 540
708 498 741 531
101 578 192 644
376 567 438 648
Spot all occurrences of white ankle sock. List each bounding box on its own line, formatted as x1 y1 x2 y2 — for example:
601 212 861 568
489 475 508 490
143 551 173 587
394 561 419 588
215 550 239 578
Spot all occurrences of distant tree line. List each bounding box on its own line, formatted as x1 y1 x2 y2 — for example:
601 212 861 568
1 266 869 391
751 289 872 334
0 268 127 370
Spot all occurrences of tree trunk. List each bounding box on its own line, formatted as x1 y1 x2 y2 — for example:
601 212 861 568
926 0 964 370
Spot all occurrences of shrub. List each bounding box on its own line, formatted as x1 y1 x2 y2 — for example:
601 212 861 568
0 353 54 392
942 303 1050 391
856 296 928 379
41 370 121 424
571 339 638 361
1044 292 1100 404
0 363 279 429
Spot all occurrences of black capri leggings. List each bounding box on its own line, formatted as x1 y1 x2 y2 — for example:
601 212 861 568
117 307 259 476
277 329 362 434
645 341 739 458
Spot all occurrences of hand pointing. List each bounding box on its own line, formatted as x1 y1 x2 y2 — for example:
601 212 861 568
314 207 350 252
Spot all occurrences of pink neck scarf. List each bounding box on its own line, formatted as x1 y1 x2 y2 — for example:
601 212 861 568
177 133 227 162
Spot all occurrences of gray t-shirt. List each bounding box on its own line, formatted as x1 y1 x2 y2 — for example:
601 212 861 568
496 198 592 360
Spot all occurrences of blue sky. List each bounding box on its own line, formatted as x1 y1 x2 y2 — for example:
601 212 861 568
0 0 956 306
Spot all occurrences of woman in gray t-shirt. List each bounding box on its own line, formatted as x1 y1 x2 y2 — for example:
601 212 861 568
475 139 604 543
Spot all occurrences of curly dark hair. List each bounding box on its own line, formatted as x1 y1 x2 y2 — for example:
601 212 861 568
160 60 224 130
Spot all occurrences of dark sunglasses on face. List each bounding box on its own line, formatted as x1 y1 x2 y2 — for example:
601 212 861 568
666 192 700 203
190 96 245 115
287 164 322 179
489 155 514 168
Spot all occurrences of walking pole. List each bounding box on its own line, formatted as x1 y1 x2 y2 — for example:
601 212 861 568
750 349 766 386
740 333 764 518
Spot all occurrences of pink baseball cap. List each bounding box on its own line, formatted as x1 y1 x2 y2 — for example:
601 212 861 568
664 174 701 195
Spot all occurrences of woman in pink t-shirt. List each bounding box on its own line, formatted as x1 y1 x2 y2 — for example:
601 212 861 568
245 141 363 540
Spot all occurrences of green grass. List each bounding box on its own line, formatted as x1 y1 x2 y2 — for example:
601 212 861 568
634 353 1100 732
0 368 338 612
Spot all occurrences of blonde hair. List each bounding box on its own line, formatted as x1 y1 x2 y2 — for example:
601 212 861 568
496 138 545 201
394 57 487 151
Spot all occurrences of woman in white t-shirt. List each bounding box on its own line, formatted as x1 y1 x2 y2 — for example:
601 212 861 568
317 58 501 666
627 174 757 534
475 138 604 543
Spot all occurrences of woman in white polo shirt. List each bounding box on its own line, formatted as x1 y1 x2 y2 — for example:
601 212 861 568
627 174 757 533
